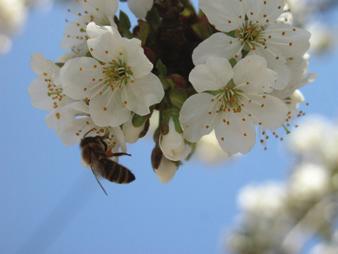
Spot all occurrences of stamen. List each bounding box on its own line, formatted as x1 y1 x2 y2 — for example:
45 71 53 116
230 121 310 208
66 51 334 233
102 58 133 90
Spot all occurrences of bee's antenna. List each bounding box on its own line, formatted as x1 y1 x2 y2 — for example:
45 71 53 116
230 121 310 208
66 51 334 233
91 168 108 196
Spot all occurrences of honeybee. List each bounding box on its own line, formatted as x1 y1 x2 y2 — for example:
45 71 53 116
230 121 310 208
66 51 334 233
80 132 135 195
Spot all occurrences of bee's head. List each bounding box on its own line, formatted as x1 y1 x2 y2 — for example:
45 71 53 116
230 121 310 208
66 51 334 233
80 136 107 151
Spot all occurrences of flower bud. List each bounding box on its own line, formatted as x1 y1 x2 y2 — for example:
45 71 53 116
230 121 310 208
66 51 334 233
128 0 154 20
168 74 188 89
159 118 191 161
122 118 147 144
155 157 178 183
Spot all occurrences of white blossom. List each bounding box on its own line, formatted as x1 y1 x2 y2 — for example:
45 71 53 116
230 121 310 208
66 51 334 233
29 54 74 126
0 0 26 54
46 101 126 151
159 118 191 161
60 25 164 127
180 55 288 155
0 34 11 54
273 55 314 100
128 0 153 20
289 117 338 165
289 163 329 200
62 0 118 55
154 157 178 183
194 0 311 90
238 182 287 217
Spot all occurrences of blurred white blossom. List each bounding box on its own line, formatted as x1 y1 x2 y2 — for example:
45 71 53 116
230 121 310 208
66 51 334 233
238 183 287 217
228 117 338 254
195 131 230 164
308 22 336 54
289 163 329 200
0 0 26 54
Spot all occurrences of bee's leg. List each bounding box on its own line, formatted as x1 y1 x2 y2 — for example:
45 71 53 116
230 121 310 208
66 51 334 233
91 168 108 196
108 152 132 157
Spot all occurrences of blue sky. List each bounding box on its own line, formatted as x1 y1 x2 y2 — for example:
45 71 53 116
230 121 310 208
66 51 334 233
1 3 338 254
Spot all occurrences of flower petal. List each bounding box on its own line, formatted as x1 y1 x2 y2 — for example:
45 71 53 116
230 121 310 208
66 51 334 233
264 23 311 59
31 54 60 78
45 102 94 145
244 0 286 25
60 57 103 100
28 79 53 110
62 15 91 55
155 158 178 183
90 90 131 127
180 93 220 142
87 31 123 63
121 73 164 116
192 33 242 65
215 112 256 155
189 56 234 93
251 48 290 90
124 38 153 79
122 118 145 144
28 78 71 111
233 55 277 93
200 0 245 32
86 22 118 39
243 94 289 130
81 0 118 25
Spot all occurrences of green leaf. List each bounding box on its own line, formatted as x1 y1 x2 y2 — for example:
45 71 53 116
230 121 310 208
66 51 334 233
119 11 131 30
146 8 161 31
118 11 133 38
156 59 167 76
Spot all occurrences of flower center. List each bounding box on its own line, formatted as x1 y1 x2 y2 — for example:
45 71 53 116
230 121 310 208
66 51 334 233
102 58 133 90
236 21 264 50
47 83 64 109
215 81 243 113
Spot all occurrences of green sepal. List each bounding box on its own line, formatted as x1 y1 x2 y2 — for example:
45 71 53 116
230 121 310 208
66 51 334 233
169 89 188 109
132 114 149 128
185 143 197 161
172 115 183 134
192 22 214 40
229 58 238 67
136 20 150 46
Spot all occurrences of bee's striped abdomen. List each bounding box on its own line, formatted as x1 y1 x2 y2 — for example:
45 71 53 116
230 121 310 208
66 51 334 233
100 159 136 184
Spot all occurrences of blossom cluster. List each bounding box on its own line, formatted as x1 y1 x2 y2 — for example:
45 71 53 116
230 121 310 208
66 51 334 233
287 0 337 54
227 117 338 254
0 0 53 54
29 0 313 183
